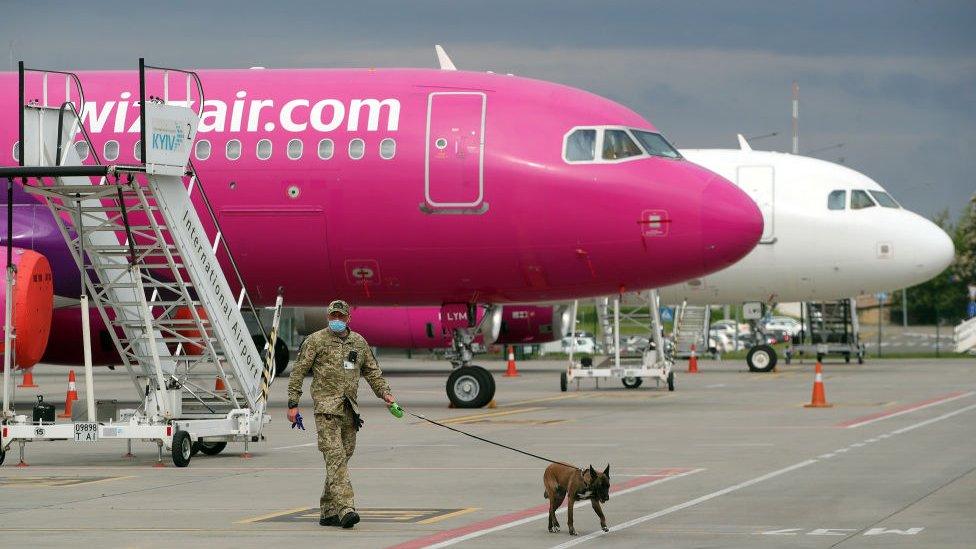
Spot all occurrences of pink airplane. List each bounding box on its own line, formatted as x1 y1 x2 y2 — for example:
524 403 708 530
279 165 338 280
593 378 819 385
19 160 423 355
2 54 762 407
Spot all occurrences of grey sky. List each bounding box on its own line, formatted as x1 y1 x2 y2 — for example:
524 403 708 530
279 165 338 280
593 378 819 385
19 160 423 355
3 0 974 219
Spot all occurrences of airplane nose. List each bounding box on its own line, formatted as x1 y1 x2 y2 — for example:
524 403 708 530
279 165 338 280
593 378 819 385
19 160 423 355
699 176 764 273
912 215 955 280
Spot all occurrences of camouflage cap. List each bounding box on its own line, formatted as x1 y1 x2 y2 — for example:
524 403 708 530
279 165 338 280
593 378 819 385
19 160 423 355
327 299 351 316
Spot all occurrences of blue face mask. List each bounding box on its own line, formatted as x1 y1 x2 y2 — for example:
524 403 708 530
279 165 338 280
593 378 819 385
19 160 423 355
328 319 347 333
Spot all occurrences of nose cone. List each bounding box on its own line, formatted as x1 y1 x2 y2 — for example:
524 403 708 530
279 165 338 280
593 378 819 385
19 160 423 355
700 176 764 273
907 214 955 282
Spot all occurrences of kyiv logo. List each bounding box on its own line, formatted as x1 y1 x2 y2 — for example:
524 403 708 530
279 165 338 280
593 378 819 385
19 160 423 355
151 121 190 152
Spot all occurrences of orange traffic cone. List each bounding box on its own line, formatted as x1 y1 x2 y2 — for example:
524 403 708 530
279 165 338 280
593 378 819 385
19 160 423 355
58 370 78 418
18 367 39 388
214 376 227 392
687 344 699 374
804 362 832 408
504 346 519 377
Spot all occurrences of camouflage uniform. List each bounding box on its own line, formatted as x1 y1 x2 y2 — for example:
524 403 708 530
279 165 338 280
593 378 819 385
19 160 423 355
287 301 392 520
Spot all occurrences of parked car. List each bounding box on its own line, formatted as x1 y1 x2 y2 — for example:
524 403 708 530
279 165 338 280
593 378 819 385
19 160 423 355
562 335 596 354
763 316 801 336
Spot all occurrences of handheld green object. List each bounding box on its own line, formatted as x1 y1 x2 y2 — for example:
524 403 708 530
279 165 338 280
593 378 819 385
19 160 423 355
389 402 404 418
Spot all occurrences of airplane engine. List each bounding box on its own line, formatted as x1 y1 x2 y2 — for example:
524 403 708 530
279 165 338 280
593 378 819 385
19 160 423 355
0 248 54 369
495 305 572 345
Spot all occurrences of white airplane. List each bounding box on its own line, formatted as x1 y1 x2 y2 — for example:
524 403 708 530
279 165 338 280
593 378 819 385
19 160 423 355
653 135 955 369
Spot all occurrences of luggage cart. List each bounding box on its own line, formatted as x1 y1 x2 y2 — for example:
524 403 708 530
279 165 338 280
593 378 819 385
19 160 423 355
561 291 675 392
1 60 283 467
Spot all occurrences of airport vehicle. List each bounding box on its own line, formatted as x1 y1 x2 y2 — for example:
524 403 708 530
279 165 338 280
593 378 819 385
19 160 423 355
651 136 954 371
1 51 763 409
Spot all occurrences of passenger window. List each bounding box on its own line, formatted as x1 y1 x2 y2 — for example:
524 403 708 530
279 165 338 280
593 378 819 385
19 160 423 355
317 139 334 160
226 139 241 161
134 141 142 161
631 129 681 159
565 129 596 161
869 190 900 208
851 189 876 210
256 139 272 160
195 140 211 161
379 138 396 160
349 138 365 160
104 140 119 161
287 139 303 160
602 129 642 160
827 190 846 210
12 141 20 162
75 141 90 162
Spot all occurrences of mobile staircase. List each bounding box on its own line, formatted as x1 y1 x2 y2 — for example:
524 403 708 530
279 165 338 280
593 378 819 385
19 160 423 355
672 303 711 358
0 60 282 467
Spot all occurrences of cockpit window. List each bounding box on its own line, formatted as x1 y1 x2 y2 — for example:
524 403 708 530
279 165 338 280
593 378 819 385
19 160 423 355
631 130 682 159
869 190 900 208
602 129 642 160
851 189 876 210
565 129 596 162
828 190 846 210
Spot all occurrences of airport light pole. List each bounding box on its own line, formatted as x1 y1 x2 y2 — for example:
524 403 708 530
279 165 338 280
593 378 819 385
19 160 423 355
792 81 799 155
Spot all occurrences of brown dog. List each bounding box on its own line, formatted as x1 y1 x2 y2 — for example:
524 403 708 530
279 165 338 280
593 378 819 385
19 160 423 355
543 463 610 535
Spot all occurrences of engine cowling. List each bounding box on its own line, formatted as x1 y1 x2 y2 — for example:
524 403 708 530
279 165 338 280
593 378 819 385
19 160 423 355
494 305 571 345
0 248 54 368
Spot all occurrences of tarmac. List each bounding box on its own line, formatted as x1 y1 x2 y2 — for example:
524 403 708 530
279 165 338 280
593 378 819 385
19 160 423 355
1 356 974 548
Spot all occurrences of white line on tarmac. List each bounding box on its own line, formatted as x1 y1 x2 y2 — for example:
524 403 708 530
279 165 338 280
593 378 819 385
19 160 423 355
550 402 976 548
271 442 317 451
842 391 975 429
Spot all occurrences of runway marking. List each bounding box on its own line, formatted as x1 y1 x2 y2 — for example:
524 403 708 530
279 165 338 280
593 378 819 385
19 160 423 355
0 476 134 488
240 507 478 524
387 468 702 549
550 402 976 548
500 394 586 407
422 407 546 425
837 391 974 428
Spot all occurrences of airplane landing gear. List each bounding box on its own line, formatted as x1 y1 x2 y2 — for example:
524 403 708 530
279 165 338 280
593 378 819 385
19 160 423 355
747 344 777 372
444 325 496 408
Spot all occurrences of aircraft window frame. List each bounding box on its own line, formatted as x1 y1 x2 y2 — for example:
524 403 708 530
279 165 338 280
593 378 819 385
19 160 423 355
226 139 242 161
630 129 682 159
287 138 303 160
317 139 334 160
195 139 211 161
349 138 365 160
564 128 597 162
602 129 643 161
850 189 877 210
104 140 119 162
869 190 900 209
256 139 273 161
379 138 396 160
12 141 20 162
827 190 846 210
562 126 682 165
74 141 90 162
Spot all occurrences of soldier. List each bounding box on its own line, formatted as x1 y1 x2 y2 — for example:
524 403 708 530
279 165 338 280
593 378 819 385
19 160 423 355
287 299 395 528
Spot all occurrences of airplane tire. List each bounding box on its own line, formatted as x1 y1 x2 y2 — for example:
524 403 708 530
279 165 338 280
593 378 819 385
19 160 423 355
622 377 643 389
252 335 290 377
560 372 568 392
747 345 777 372
172 430 192 467
446 366 494 408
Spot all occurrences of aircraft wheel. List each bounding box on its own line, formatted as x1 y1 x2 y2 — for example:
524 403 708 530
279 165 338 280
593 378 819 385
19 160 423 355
198 441 227 456
172 431 192 468
747 345 777 372
446 366 495 408
622 377 643 389
252 334 290 377
560 371 568 392
667 370 675 391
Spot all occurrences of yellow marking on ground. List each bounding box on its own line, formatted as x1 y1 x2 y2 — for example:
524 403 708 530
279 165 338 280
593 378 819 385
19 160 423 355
236 506 309 524
499 393 586 407
0 475 134 488
417 507 479 525
429 406 546 425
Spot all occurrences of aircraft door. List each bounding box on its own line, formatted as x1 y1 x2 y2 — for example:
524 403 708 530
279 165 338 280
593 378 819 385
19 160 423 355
736 165 775 243
424 92 487 213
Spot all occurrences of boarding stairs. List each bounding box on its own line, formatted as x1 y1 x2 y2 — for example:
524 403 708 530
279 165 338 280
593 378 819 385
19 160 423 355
790 299 864 363
1 62 277 467
953 317 976 353
672 303 710 358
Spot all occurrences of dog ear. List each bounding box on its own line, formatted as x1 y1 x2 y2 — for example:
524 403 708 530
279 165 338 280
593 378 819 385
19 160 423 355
603 463 611 478
588 464 597 478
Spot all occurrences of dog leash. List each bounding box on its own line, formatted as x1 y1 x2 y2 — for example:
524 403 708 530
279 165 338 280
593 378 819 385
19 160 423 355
396 403 579 470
